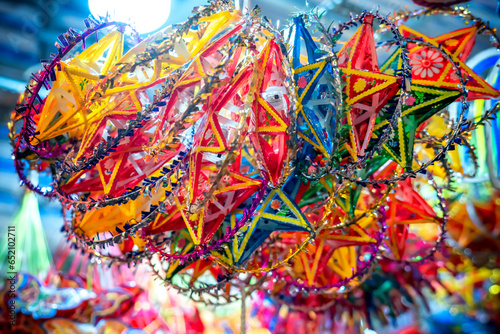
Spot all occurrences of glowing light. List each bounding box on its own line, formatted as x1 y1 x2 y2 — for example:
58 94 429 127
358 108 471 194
88 0 171 34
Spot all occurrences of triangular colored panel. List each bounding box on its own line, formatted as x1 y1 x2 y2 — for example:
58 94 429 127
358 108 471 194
230 175 311 264
337 14 400 158
71 30 124 75
282 224 375 285
400 25 477 62
374 84 462 170
255 96 289 133
195 114 227 153
295 62 328 103
96 152 127 194
182 166 262 245
292 16 324 69
250 40 291 185
387 178 438 225
400 25 500 100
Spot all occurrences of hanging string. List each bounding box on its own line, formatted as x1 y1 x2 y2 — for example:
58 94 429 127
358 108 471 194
241 287 247 334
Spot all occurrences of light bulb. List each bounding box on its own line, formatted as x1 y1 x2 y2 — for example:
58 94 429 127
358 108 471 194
88 0 171 34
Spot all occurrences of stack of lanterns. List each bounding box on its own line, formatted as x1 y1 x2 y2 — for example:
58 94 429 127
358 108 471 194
8 0 500 331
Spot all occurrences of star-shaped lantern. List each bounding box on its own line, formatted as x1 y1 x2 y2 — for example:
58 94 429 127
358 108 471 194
400 25 500 100
287 225 376 286
373 25 500 171
292 16 338 160
337 14 401 160
378 165 440 260
227 173 312 265
34 30 125 146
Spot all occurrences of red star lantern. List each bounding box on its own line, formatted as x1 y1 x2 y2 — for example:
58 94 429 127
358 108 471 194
250 40 291 185
401 25 500 100
386 177 439 260
337 14 401 160
280 223 376 286
373 162 440 260
60 122 180 196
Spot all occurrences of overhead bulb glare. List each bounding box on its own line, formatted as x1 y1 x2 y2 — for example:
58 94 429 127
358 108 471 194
88 0 171 34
